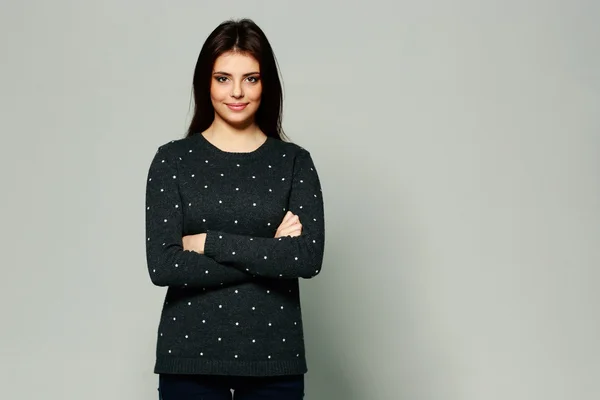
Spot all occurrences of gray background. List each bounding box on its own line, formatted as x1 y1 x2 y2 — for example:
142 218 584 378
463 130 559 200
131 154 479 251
1 1 599 399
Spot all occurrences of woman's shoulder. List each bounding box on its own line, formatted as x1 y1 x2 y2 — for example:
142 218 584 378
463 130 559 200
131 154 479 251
153 135 197 157
272 137 312 157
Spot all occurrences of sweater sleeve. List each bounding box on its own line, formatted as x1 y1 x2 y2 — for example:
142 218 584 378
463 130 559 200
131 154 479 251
145 143 255 288
203 149 325 279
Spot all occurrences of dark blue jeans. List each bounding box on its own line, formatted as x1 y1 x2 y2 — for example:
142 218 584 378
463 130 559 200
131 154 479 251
158 373 305 399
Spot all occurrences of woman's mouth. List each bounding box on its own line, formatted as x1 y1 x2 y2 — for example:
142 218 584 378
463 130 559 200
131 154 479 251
226 103 248 111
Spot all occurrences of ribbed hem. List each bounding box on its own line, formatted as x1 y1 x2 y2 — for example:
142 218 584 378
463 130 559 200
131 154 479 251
154 356 307 377
203 230 221 259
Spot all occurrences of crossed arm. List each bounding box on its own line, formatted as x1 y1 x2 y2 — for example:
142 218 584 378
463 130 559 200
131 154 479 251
182 211 303 253
145 144 324 288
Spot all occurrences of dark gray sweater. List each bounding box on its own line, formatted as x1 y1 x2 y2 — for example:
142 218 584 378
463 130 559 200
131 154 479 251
144 133 325 376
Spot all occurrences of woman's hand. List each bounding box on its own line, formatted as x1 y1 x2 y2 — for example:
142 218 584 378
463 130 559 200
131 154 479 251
275 211 302 238
182 233 207 253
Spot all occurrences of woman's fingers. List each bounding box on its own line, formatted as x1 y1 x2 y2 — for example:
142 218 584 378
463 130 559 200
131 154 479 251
282 211 293 224
274 212 303 238
280 223 302 237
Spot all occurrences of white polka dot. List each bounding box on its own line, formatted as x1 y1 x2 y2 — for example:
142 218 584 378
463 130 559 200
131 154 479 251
191 174 195 177
203 219 206 222
153 269 156 273
185 335 188 339
188 302 191 306
161 160 165 163
269 189 272 192
168 350 171 353
218 337 221 341
235 290 238 293
200 352 204 356
172 175 176 179
235 322 239 326
237 164 240 167
205 185 208 188
234 220 238 224
281 306 284 309
160 189 164 192
175 263 178 267
221 173 224 176
205 270 209 274
173 317 176 320
267 223 271 226
236 187 240 191
232 252 236 255
164 219 167 222
189 203 191 206
253 203 256 206
175 204 179 208
268 323 272 326
205 160 208 163
264 256 268 259
219 304 222 308
202 320 206 323
282 338 286 342
300 180 304 183
268 355 271 359
189 149 193 153
219 200 222 204
235 355 238 358
295 257 298 260
252 306 255 310
252 339 256 343
282 178 285 181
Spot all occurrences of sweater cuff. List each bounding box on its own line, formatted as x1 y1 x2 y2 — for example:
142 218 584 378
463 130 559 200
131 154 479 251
204 230 221 259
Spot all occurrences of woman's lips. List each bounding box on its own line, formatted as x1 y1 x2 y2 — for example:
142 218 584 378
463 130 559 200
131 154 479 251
226 103 248 111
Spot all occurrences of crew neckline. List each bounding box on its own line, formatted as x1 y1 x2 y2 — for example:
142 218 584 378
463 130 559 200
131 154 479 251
194 132 274 160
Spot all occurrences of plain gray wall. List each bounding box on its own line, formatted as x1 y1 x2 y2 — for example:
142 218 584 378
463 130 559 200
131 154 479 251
1 1 599 399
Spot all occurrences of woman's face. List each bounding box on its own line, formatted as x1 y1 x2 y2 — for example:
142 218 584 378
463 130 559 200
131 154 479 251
210 51 262 128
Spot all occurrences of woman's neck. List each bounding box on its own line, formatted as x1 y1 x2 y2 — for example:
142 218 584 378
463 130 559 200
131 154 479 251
202 120 267 153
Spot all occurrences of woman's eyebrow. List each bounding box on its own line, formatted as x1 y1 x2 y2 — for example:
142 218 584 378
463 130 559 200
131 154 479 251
213 71 260 76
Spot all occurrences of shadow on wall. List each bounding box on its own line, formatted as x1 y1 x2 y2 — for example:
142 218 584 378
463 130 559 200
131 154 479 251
304 317 359 400
301 174 464 399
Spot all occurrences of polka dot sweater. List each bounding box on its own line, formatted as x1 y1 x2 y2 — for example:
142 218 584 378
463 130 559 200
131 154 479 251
144 133 325 376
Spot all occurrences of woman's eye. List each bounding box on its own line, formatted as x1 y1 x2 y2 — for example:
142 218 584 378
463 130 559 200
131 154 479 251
216 76 228 83
247 76 259 83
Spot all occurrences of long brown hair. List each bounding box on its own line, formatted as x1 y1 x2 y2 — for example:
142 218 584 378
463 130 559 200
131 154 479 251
186 18 287 141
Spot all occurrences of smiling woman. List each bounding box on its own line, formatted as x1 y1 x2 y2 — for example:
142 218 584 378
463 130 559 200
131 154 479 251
210 53 263 130
144 18 324 400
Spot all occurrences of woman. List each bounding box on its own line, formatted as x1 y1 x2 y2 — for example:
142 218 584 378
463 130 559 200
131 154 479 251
144 18 325 399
